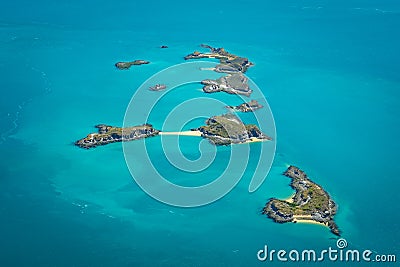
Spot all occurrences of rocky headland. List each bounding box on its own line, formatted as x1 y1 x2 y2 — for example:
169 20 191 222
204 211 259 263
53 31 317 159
75 124 160 149
115 60 150 70
184 44 253 74
227 100 263 112
262 166 340 236
201 73 252 96
192 113 271 145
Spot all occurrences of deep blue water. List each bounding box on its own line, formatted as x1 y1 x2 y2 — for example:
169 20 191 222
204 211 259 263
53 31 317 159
0 0 399 266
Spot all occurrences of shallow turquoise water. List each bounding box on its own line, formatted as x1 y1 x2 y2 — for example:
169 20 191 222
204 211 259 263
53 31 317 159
0 0 399 266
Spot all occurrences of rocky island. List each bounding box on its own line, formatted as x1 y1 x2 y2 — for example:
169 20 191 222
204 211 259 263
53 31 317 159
75 124 160 149
184 44 254 74
149 84 167 91
192 113 271 145
201 73 252 96
115 60 150 70
227 100 263 112
262 166 340 236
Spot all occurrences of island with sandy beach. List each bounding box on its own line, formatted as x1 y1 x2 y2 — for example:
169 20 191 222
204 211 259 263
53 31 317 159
192 113 271 145
75 124 160 149
262 166 340 236
184 44 253 74
74 114 271 149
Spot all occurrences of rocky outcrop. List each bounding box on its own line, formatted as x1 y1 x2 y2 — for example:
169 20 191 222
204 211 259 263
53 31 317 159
263 199 294 223
201 73 252 96
184 44 253 74
262 166 341 236
192 113 271 145
227 100 263 112
149 84 167 91
115 60 150 70
75 124 160 149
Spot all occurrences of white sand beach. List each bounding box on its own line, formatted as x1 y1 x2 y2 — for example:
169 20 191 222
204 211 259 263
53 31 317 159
292 215 329 227
159 131 202 137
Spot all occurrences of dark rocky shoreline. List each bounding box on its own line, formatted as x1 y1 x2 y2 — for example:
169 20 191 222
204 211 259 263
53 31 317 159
115 60 150 70
193 114 271 145
201 73 252 96
75 124 159 149
184 44 253 74
227 100 263 112
262 166 340 236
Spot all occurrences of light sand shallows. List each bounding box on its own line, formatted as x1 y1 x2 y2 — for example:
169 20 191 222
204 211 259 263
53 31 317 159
241 137 270 144
159 131 202 137
292 215 329 228
284 193 295 203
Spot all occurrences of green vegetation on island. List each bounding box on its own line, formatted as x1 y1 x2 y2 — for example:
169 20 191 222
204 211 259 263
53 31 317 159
192 113 271 145
184 44 253 74
227 100 263 112
201 73 253 96
75 124 160 149
115 60 150 70
262 166 340 236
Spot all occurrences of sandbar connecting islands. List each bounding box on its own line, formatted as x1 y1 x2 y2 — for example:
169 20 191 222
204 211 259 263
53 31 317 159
75 114 271 149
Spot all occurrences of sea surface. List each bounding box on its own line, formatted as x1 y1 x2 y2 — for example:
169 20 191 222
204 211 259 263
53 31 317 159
0 0 399 266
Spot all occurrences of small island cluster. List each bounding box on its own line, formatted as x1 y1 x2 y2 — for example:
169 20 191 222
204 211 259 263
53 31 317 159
184 44 253 74
77 44 341 236
262 166 340 236
77 44 270 149
185 45 254 96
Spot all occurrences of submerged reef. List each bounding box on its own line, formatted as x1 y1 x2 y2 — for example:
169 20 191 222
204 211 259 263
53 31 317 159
227 100 263 112
262 166 340 236
192 113 271 146
201 73 252 96
115 60 150 70
75 124 159 149
184 44 253 74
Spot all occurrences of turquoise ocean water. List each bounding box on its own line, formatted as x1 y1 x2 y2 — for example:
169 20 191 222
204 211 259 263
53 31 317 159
0 0 399 266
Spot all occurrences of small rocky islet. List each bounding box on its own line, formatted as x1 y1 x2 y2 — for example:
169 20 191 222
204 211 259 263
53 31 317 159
115 60 150 70
149 84 167 91
227 100 263 112
262 166 340 236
